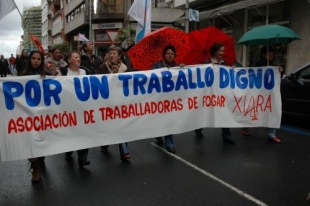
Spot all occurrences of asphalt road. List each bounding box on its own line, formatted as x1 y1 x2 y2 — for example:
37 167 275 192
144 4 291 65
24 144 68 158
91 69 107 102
0 120 309 206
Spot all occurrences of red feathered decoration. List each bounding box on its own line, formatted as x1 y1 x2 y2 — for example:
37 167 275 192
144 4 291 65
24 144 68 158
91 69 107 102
30 33 46 55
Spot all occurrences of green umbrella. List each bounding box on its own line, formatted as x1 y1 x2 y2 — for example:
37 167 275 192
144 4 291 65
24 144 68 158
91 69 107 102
237 25 301 46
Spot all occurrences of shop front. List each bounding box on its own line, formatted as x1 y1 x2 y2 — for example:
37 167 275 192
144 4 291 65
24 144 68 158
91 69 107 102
91 22 123 57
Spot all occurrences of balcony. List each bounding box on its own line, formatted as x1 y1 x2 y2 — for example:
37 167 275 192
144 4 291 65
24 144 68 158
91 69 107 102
65 13 86 34
48 21 53 33
65 0 84 16
53 10 61 19
48 10 52 18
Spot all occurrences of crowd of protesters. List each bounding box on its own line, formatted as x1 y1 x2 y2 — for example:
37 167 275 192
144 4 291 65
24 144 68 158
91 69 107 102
0 41 284 184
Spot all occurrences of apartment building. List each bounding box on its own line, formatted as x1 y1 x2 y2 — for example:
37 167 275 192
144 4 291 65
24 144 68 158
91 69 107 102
41 0 53 50
21 6 42 51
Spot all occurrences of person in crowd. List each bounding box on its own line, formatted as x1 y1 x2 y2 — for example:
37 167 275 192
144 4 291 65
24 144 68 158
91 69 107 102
122 38 135 71
0 54 9 77
194 42 236 144
60 51 91 167
0 55 4 77
121 47 135 72
9 54 16 75
16 49 28 76
45 47 67 76
151 45 180 153
20 50 46 183
96 45 131 161
241 46 282 143
80 41 101 74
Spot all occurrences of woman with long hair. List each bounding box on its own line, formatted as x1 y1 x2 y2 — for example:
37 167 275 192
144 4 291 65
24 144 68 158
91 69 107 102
16 49 29 76
20 50 46 183
20 50 45 77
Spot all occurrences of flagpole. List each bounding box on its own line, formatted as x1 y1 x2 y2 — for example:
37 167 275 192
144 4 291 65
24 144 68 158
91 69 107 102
11 0 22 18
10 0 41 53
11 0 32 38
89 0 92 41
11 0 33 51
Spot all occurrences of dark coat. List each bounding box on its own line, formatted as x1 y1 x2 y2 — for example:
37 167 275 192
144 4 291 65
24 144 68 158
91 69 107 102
151 60 178 70
0 58 9 76
0 58 9 69
16 56 28 75
0 59 4 74
254 58 275 67
80 54 101 75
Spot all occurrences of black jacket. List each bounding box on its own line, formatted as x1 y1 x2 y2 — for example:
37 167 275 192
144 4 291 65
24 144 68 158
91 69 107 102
16 57 28 75
80 54 101 75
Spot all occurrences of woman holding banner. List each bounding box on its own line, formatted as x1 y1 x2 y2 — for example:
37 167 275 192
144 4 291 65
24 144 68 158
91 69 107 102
20 50 46 183
151 45 180 153
96 45 131 161
194 42 236 144
60 51 91 167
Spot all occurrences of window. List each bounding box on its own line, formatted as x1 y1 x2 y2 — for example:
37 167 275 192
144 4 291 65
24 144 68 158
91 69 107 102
248 1 289 27
95 0 124 14
299 65 310 80
247 1 290 68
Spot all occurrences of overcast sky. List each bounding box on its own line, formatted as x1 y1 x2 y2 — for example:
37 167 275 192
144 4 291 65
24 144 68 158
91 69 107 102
0 0 40 58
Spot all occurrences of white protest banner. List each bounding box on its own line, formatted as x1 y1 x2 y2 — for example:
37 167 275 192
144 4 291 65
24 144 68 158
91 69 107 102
0 64 281 161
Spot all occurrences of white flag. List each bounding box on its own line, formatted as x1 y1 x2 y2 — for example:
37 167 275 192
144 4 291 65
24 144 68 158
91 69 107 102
78 33 89 42
128 0 151 43
0 0 17 20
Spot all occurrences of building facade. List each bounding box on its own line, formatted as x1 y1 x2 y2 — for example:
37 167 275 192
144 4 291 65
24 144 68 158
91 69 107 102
64 0 183 56
41 0 53 51
21 6 42 52
172 0 310 74
33 0 310 74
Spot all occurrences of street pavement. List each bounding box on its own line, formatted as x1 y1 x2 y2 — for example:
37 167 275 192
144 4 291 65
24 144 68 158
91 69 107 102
0 119 309 206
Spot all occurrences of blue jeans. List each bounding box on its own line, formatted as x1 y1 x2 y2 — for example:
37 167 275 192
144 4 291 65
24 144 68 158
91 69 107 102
119 143 129 155
164 135 174 149
267 128 276 138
